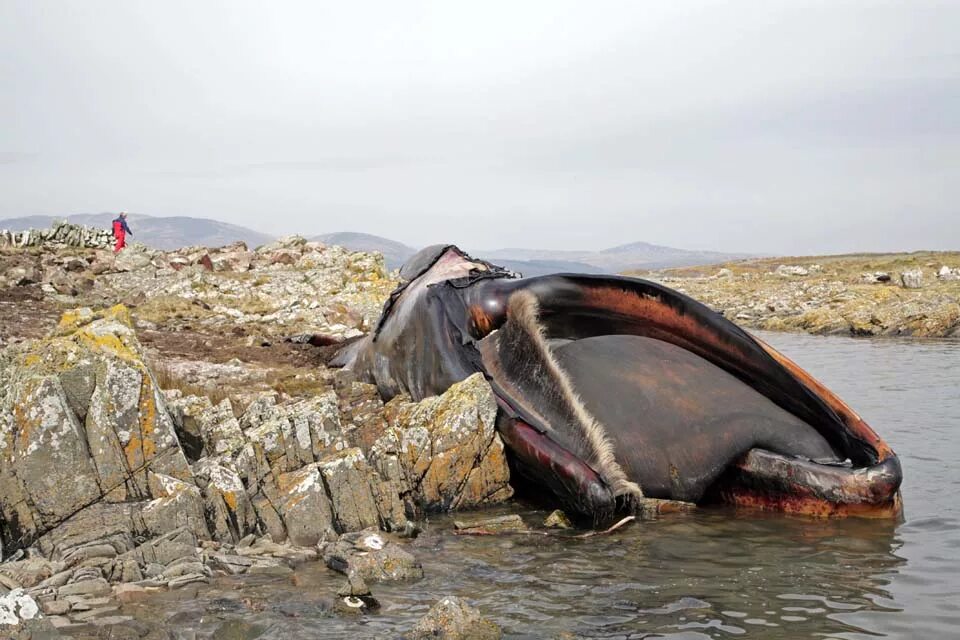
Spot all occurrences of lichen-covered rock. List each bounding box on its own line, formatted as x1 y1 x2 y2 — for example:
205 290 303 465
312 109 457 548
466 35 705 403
543 510 573 529
319 448 406 533
0 588 42 628
141 473 208 540
323 528 423 583
239 392 350 474
371 374 513 512
900 268 924 289
274 464 336 546
775 265 808 277
0 306 195 552
195 399 245 457
406 596 502 640
938 265 960 281
192 458 257 543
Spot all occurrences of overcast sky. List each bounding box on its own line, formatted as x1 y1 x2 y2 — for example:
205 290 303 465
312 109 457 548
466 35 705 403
1 1 957 254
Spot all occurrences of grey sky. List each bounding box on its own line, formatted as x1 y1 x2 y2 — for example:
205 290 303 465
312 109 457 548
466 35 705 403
1 1 957 254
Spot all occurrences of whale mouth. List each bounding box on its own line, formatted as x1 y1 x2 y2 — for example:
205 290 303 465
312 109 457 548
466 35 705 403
478 276 903 519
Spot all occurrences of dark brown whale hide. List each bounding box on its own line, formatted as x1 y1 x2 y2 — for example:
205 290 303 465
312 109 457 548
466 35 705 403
334 245 903 520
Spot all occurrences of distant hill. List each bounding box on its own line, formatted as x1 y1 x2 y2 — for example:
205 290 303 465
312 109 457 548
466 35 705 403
492 259 605 277
314 232 417 269
0 215 752 274
482 242 753 273
0 213 274 250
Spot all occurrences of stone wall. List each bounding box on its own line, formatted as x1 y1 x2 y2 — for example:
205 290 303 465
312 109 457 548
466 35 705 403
0 222 113 250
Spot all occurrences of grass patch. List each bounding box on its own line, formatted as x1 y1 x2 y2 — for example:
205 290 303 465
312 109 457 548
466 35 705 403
135 295 214 325
149 358 235 408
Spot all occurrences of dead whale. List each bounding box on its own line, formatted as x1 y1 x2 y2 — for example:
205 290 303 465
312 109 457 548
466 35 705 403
334 245 902 520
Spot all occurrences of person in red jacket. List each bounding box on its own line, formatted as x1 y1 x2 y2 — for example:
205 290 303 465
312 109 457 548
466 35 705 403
112 212 132 252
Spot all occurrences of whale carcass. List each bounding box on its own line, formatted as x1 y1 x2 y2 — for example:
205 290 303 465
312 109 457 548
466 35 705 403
334 245 903 520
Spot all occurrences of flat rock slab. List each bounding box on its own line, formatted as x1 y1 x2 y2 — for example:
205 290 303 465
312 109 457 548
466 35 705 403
453 515 528 534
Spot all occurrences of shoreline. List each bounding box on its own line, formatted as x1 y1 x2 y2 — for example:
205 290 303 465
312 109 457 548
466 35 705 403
631 251 960 339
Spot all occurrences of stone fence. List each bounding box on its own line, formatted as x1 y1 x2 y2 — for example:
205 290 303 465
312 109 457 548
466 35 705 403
0 221 113 250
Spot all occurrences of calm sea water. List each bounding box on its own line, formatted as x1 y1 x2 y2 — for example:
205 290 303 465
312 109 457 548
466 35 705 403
134 332 960 639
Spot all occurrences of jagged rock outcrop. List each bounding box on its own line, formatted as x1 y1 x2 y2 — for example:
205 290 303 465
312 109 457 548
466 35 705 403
0 302 517 632
0 305 195 552
371 374 514 513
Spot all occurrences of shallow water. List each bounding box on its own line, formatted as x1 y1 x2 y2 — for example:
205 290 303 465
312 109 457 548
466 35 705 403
133 332 960 639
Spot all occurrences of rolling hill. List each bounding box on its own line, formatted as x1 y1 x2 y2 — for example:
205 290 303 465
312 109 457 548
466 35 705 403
482 241 753 273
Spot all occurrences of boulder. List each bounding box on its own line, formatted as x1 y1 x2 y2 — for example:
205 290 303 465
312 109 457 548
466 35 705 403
900 269 924 289
543 510 572 529
111 248 155 274
775 265 808 277
323 528 423 582
937 265 960 281
406 596 502 640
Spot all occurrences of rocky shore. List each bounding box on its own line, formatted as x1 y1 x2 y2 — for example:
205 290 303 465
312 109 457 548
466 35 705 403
0 223 511 639
4 222 952 637
634 252 960 338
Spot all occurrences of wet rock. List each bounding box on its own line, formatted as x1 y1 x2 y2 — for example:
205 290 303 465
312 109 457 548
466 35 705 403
1 617 64 640
900 268 924 289
113 583 149 603
334 593 380 615
336 570 370 597
543 510 573 529
371 374 513 512
453 515 528 534
406 596 502 640
167 573 209 589
211 619 267 639
206 552 253 576
324 528 423 582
